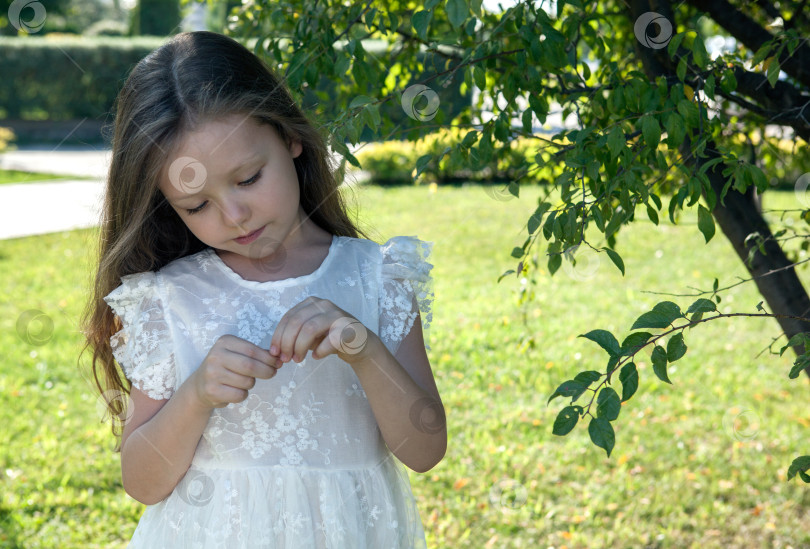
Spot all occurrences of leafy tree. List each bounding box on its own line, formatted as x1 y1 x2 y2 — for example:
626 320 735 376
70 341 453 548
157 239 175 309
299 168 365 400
0 0 71 35
130 0 181 36
219 0 810 480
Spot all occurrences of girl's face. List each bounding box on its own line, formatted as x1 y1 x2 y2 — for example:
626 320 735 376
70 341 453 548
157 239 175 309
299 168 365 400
159 114 310 263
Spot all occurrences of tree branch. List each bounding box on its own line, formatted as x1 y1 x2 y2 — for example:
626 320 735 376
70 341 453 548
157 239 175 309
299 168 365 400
683 0 810 89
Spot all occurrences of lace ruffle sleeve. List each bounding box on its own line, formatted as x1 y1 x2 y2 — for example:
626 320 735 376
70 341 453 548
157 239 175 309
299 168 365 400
378 236 434 356
103 271 176 401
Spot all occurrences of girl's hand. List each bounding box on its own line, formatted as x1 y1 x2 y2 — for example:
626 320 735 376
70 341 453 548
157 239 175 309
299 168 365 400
189 334 280 409
269 296 375 366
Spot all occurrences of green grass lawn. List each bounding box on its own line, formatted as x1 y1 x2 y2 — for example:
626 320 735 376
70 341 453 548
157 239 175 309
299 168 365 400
1 183 808 548
0 169 93 185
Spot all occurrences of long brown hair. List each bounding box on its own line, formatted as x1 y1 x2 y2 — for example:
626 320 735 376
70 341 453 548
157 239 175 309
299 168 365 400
79 31 369 444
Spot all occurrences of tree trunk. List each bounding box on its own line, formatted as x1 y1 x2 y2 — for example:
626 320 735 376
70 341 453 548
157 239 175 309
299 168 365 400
628 0 810 372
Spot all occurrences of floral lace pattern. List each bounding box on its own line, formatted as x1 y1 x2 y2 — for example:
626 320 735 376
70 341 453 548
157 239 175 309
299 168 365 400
102 236 432 548
379 236 434 354
104 272 176 400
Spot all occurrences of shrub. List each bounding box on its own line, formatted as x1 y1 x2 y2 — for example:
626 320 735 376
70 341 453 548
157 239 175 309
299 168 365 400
0 127 16 152
355 128 551 185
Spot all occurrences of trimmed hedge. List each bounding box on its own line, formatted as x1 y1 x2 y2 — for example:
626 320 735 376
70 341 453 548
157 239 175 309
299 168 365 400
355 127 547 185
1 36 470 146
0 36 168 121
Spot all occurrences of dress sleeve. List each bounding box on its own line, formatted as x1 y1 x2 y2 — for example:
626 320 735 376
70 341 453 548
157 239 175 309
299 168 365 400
378 236 434 356
103 271 177 401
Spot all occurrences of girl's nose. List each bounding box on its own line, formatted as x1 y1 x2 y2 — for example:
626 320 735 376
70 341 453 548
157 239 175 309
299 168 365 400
220 196 250 228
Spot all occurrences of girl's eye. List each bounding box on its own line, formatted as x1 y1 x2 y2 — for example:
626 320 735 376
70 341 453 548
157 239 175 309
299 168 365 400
185 170 262 215
239 169 262 186
186 202 206 215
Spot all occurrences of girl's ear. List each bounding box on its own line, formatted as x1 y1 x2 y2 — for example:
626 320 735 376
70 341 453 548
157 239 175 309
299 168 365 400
289 138 303 159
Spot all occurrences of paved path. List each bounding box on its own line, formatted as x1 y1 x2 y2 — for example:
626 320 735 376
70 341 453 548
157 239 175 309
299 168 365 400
0 180 106 240
0 145 109 240
0 144 367 241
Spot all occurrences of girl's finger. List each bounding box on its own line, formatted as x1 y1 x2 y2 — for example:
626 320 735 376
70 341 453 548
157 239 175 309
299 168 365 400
273 298 330 362
224 349 277 379
279 310 323 362
311 336 336 361
268 298 312 359
221 334 276 369
218 369 261 391
292 324 329 363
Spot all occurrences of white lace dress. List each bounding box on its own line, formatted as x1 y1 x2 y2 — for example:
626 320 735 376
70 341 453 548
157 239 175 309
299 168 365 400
103 235 434 549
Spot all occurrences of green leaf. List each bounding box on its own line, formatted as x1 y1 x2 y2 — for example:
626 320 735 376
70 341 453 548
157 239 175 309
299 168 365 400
412 10 432 40
676 57 687 82
349 95 374 109
620 332 653 355
751 43 772 67
677 99 700 128
691 38 708 69
553 406 580 436
667 32 685 58
666 332 687 362
596 387 621 421
473 65 486 89
651 345 671 384
646 204 659 225
548 253 562 275
720 70 737 93
780 333 810 356
631 301 683 330
787 456 810 483
686 298 716 314
330 139 360 168
607 126 625 160
603 247 625 275
588 417 615 457
664 113 685 148
446 0 468 28
574 370 602 386
766 60 780 87
641 115 661 149
547 380 587 404
619 362 639 402
697 204 715 242
497 269 515 283
415 154 433 179
580 329 621 356
528 203 551 235
789 354 809 379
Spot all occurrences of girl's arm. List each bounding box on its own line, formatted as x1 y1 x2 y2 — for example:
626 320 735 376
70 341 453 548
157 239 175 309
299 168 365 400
120 382 215 505
349 315 447 473
120 335 278 505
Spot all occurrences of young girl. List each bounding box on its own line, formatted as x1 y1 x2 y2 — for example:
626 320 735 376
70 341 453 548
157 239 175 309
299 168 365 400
80 30 446 548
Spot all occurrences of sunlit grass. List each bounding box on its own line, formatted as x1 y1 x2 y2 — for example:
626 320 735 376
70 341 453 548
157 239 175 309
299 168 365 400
0 184 808 548
0 169 92 185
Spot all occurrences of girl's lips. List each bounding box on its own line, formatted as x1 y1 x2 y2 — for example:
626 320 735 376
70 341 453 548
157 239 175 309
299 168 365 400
234 225 265 245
